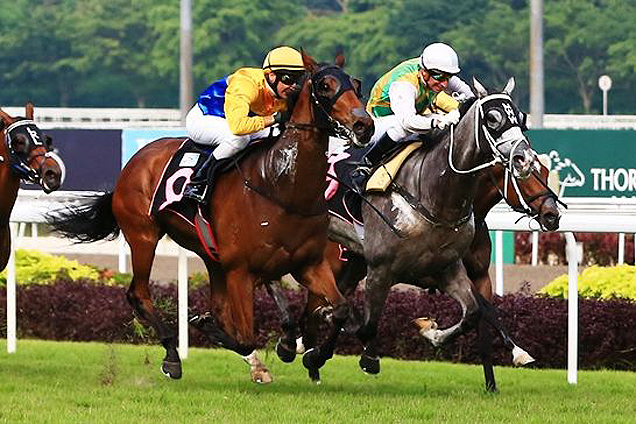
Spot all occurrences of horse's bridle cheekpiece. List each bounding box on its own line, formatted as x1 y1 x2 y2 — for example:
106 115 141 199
305 65 361 145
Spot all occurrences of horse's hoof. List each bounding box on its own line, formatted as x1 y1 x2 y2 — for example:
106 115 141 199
302 348 323 382
412 317 438 332
359 354 380 375
485 383 499 393
296 337 306 355
307 366 321 383
251 367 274 384
512 346 535 367
161 360 182 379
276 339 297 363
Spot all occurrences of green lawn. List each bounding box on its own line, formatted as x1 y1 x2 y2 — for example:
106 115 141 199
1 340 635 423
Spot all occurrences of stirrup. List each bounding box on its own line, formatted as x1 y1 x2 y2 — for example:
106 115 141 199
183 183 208 203
351 167 371 193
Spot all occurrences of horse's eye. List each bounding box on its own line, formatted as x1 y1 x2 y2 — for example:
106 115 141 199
486 109 503 129
12 134 29 153
321 82 330 91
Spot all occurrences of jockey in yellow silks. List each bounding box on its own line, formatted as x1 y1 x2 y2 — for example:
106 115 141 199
183 46 306 202
351 42 474 190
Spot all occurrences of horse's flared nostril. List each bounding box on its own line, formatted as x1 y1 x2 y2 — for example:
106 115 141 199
542 212 560 231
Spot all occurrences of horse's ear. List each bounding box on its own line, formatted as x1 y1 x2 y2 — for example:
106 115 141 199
502 77 515 95
0 108 12 129
473 77 488 98
26 102 34 119
301 48 318 74
335 52 345 68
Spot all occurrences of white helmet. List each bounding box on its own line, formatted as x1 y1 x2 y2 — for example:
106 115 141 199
419 42 460 74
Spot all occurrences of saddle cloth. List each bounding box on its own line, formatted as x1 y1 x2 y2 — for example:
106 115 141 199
326 141 423 224
149 138 212 218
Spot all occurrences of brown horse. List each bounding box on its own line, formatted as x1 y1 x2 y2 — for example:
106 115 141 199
0 104 65 271
47 52 374 382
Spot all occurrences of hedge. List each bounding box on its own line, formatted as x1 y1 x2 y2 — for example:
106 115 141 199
540 265 636 300
2 282 635 371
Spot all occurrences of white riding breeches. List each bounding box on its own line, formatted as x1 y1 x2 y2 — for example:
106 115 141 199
185 105 279 160
370 114 421 144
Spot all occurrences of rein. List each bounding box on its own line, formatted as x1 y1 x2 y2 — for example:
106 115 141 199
234 157 327 217
238 66 361 214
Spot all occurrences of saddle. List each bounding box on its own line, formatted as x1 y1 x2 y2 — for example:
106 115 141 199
326 141 423 224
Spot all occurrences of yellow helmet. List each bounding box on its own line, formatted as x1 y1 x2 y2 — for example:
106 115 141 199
262 46 305 72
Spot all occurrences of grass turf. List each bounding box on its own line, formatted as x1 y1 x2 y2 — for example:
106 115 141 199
1 339 635 423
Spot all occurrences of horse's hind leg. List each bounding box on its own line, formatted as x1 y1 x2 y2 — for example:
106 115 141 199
125 232 182 379
413 262 481 347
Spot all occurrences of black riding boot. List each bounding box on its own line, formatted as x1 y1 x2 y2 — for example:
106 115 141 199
351 132 396 192
183 153 222 203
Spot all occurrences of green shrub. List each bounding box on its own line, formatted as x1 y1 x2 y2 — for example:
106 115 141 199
0 250 100 285
540 265 636 300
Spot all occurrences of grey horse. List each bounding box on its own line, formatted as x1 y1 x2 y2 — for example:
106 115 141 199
327 77 538 391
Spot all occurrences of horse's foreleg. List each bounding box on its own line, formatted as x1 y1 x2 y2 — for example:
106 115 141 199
265 282 297 363
467 225 534 366
294 260 347 382
298 249 366 356
126 236 182 379
0 223 10 271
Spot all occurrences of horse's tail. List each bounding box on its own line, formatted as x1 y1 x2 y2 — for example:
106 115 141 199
46 192 120 242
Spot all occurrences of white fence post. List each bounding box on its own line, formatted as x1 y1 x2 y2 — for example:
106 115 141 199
118 234 127 273
565 232 578 385
6 223 18 353
178 247 189 359
531 231 539 266
495 231 504 296
618 233 625 265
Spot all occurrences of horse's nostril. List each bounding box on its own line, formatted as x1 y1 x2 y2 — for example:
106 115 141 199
353 121 367 136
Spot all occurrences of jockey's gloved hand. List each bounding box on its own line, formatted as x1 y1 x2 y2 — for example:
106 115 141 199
431 109 460 130
273 109 292 125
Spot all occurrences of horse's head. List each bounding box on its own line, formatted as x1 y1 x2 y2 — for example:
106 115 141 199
298 51 374 147
491 157 561 231
0 103 65 193
470 77 534 180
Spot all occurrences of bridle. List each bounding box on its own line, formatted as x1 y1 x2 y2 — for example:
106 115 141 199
489 162 567 230
286 65 362 146
448 93 532 179
2 119 66 186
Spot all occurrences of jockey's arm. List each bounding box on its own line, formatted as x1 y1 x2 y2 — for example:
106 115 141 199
388 81 437 134
224 74 272 136
445 76 475 102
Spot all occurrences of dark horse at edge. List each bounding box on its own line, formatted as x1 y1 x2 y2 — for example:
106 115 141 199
1 104 65 271
47 52 374 383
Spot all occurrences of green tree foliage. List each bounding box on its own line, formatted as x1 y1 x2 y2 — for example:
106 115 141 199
1 0 635 113
191 0 299 94
277 6 399 94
